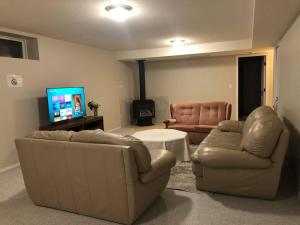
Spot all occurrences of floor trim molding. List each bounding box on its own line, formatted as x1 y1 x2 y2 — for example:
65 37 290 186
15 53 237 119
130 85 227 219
107 127 121 132
0 163 20 174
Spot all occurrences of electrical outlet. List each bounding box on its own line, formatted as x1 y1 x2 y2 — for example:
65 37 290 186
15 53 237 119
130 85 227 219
7 74 24 88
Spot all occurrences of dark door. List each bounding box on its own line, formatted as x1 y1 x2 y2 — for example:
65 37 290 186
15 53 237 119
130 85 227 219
238 56 265 120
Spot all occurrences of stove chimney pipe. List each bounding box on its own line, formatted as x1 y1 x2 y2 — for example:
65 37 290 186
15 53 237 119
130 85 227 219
137 60 146 100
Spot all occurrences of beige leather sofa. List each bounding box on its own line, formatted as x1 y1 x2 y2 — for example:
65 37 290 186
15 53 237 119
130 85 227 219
15 130 176 225
191 106 289 199
164 102 231 144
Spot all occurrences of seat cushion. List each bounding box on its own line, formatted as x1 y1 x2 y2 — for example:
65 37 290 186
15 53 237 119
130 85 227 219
241 116 283 158
26 130 75 141
194 125 216 133
192 146 272 169
168 124 216 133
71 130 151 173
168 124 196 132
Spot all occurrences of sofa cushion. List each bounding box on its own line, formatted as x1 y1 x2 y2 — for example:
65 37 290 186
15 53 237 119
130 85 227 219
191 146 272 169
243 106 276 134
199 102 229 125
26 130 75 141
71 130 151 173
193 125 216 133
171 103 200 125
168 124 216 133
218 120 245 133
168 124 196 132
241 116 283 158
201 129 242 150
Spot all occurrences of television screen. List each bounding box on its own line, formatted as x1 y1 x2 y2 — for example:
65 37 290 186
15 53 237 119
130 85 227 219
46 87 86 123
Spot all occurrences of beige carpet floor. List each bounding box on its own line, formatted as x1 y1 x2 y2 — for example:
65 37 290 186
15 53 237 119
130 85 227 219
1 166 300 225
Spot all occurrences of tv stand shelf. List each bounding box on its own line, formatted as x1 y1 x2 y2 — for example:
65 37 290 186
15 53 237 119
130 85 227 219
40 116 104 132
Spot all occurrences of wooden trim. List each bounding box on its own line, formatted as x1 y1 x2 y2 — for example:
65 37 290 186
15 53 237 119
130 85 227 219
0 163 20 174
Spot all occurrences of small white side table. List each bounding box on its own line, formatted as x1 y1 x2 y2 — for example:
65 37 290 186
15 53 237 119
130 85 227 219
132 129 190 161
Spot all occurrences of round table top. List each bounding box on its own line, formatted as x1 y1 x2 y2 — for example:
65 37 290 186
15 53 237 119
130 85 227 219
132 129 188 142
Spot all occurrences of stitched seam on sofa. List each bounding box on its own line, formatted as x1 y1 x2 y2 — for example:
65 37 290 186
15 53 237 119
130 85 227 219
31 140 46 205
121 149 132 224
82 146 93 214
65 143 78 213
52 145 62 209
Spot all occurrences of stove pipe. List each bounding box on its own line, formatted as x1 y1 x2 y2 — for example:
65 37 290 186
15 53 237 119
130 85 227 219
137 60 146 100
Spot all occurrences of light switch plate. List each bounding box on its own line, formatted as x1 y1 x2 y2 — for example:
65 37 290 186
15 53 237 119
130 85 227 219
7 74 24 88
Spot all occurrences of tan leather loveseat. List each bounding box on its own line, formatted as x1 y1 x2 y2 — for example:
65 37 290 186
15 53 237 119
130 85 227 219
164 101 232 144
191 106 289 199
15 130 176 225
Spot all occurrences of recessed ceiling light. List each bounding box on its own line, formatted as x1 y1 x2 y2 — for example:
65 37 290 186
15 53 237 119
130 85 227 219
105 4 133 22
170 38 186 47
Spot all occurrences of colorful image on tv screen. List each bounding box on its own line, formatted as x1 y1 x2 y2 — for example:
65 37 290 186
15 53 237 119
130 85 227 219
47 87 86 123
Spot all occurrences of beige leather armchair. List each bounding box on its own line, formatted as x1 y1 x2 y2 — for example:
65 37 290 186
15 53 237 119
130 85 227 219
15 130 176 225
191 106 290 199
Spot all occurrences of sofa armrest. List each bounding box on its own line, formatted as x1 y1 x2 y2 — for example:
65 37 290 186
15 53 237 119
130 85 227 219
191 146 272 169
218 120 245 133
140 150 176 183
163 119 177 128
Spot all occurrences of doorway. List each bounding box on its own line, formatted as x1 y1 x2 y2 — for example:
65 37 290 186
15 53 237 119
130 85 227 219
238 56 266 120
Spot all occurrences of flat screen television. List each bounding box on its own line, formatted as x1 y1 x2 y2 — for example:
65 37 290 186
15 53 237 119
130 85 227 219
46 87 86 123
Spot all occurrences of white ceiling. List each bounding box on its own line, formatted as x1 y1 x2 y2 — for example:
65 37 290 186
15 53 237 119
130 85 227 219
0 0 299 57
0 0 254 51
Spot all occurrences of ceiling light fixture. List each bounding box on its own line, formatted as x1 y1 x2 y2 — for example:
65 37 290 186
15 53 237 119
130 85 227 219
170 38 186 47
105 4 133 22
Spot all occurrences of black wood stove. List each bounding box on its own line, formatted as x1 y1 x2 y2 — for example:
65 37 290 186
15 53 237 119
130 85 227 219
132 60 155 126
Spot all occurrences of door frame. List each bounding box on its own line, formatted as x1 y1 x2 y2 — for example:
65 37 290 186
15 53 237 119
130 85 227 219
235 53 269 120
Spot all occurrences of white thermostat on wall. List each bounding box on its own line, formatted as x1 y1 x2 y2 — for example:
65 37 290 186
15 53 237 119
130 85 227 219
7 74 24 88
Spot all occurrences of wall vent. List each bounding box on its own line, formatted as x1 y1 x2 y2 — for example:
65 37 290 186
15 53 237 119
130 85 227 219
0 31 39 60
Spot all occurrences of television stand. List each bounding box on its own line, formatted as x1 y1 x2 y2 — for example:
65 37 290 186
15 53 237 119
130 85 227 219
40 116 104 132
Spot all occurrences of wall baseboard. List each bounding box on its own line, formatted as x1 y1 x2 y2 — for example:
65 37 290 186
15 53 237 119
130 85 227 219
0 163 20 174
107 127 122 132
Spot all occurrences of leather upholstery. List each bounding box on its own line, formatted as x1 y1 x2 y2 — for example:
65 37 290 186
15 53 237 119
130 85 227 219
140 150 176 183
199 102 230 125
71 130 152 173
218 120 245 133
15 131 176 225
191 106 290 199
171 103 200 125
201 129 242 150
241 116 283 158
165 101 232 144
26 130 75 141
191 146 272 169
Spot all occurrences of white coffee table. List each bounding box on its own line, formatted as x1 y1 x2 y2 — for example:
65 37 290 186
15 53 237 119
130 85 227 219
132 129 190 161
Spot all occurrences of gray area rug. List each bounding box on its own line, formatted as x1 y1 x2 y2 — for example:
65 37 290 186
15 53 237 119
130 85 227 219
167 161 196 192
167 145 198 192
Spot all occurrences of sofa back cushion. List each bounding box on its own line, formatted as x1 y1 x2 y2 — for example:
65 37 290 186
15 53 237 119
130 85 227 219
15 137 136 224
26 130 75 141
199 102 231 125
71 130 151 173
243 106 276 134
171 103 200 125
241 115 283 158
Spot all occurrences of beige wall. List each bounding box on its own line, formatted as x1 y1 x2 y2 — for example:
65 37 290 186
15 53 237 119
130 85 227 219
0 28 134 170
134 56 237 122
277 15 300 196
